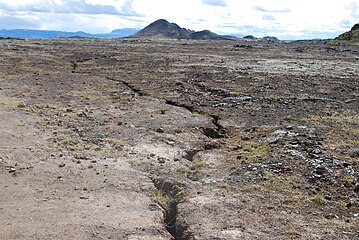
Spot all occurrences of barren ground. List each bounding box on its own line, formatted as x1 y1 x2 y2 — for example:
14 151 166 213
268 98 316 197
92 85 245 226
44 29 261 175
0 38 358 239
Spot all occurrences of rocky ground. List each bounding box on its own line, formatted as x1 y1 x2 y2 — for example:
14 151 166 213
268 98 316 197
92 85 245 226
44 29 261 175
0 38 358 239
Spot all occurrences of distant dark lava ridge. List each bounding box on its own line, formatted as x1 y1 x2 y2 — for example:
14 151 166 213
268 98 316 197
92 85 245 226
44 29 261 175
130 19 236 40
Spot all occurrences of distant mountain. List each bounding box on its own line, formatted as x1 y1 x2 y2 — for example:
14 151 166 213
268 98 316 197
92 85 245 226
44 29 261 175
130 19 236 40
243 35 280 42
131 19 194 39
0 28 139 39
109 28 139 37
335 23 359 42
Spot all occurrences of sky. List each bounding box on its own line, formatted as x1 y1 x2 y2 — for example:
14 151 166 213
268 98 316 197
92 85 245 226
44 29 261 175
0 0 358 39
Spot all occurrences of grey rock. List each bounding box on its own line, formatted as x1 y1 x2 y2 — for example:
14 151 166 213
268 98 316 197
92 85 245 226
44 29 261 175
347 148 359 158
266 130 287 143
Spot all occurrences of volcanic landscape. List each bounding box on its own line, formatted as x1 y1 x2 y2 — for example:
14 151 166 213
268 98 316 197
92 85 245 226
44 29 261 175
0 36 358 239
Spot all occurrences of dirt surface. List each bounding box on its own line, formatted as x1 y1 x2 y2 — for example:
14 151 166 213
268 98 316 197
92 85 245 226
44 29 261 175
0 38 358 239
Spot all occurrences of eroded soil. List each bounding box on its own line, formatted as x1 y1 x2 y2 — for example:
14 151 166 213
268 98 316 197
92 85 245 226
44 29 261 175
0 38 358 239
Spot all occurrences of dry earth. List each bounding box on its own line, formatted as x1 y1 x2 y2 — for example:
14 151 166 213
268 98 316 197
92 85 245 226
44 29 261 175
0 38 358 239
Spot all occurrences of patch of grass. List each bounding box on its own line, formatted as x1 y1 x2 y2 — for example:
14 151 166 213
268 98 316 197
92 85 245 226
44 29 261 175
282 229 301 238
262 171 303 191
283 196 300 205
176 166 191 174
175 189 186 198
320 218 354 230
236 140 272 161
152 190 171 209
192 159 206 168
70 90 121 100
241 183 266 192
311 194 326 204
34 105 61 117
14 123 25 128
329 39 359 46
56 130 87 152
108 139 124 150
218 182 229 190
67 143 85 151
335 200 348 207
36 119 52 126
227 127 276 162
0 160 17 168
263 170 281 181
0 101 31 111
310 114 359 152
319 115 359 124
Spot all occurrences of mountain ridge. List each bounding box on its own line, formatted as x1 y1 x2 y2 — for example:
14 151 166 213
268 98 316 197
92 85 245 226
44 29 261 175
130 19 236 40
0 28 139 39
335 23 359 42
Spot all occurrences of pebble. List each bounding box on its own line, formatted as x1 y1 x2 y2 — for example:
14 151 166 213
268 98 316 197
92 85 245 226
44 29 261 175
58 163 66 167
156 128 164 133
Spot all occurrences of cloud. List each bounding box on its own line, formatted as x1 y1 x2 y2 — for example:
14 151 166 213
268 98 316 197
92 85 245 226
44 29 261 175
253 5 290 13
339 19 353 28
0 12 42 29
201 0 227 7
120 0 143 16
349 2 359 18
262 15 275 21
0 0 139 16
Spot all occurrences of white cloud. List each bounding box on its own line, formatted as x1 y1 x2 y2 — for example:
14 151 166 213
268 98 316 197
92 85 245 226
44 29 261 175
0 0 357 39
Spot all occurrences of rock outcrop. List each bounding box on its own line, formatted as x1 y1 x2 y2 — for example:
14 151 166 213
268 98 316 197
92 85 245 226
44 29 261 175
336 23 359 41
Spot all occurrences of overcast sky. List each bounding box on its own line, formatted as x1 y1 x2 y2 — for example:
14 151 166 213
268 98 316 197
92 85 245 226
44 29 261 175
0 0 358 39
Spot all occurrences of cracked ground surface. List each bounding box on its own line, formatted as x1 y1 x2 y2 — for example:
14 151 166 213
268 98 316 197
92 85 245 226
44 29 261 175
0 38 358 239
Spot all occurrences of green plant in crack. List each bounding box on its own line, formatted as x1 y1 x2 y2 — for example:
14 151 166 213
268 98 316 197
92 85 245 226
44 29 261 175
152 190 171 209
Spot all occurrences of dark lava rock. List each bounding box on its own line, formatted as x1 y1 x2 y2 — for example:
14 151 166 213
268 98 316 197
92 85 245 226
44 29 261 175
347 148 359 158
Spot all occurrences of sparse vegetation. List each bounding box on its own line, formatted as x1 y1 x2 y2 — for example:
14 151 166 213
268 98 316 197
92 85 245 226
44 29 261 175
311 194 326 204
0 36 357 239
282 229 302 238
152 190 171 209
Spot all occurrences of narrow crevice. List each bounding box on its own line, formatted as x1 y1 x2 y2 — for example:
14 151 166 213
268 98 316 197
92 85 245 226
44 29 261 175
70 60 77 73
165 100 195 113
209 114 226 138
202 114 226 139
105 76 145 96
151 178 190 240
184 149 202 161
165 99 226 139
